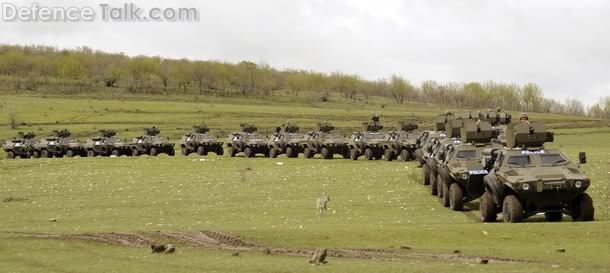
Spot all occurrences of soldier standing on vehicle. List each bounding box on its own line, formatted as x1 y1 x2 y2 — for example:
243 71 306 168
519 113 530 124
315 193 331 216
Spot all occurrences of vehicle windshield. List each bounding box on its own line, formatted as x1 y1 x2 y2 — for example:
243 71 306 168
506 155 531 166
540 153 568 165
455 150 478 160
244 133 263 141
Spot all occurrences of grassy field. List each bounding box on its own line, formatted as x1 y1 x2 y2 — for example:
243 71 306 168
1 94 609 273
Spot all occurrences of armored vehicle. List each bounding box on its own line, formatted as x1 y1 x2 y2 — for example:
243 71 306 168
479 122 594 223
268 123 306 158
2 132 37 159
180 125 224 156
435 111 456 131
130 127 176 156
227 124 269 158
423 137 461 195
33 129 84 158
299 122 349 160
414 130 446 168
349 116 386 160
83 129 131 157
435 120 503 210
381 121 421 162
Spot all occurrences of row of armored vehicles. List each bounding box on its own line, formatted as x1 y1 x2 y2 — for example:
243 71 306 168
416 110 594 223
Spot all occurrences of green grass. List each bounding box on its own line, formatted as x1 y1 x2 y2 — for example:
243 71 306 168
1 94 609 272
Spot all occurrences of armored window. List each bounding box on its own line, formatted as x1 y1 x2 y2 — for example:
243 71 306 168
506 155 531 166
540 154 567 165
455 150 478 160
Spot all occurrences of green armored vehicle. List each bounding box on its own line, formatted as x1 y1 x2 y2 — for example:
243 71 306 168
414 130 446 168
435 120 503 210
381 121 421 162
268 123 306 158
2 132 37 159
479 122 594 223
349 115 386 160
84 129 130 157
227 124 269 158
130 127 176 156
34 129 84 158
421 118 464 190
180 125 224 156
300 122 349 160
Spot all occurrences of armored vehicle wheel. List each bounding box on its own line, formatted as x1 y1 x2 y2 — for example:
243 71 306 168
87 150 96 157
321 147 331 159
270 148 279 158
7 151 15 159
55 153 64 158
244 147 254 158
544 212 563 222
182 147 190 156
349 149 359 160
304 148 314 159
441 180 450 207
342 151 350 159
168 149 175 156
422 164 430 185
399 150 409 161
150 147 158 156
197 146 205 155
216 147 224 156
41 150 50 158
286 147 296 158
572 193 594 222
132 149 140 157
436 174 444 199
364 148 374 160
228 147 237 157
479 192 497 222
429 172 438 195
384 149 393 161
449 183 464 211
66 149 75 157
111 149 120 157
502 195 524 223
33 150 41 158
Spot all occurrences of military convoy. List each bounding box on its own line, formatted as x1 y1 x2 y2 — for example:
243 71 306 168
227 124 269 157
268 123 305 158
180 125 224 156
130 127 176 156
33 129 85 158
84 129 131 157
300 122 349 159
349 116 386 160
2 132 37 159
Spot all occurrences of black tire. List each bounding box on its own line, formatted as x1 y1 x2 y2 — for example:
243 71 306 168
449 183 464 211
436 174 444 199
342 151 350 159
400 150 409 162
422 164 430 185
364 148 374 160
216 147 224 156
572 193 594 222
41 150 49 158
150 147 158 156
285 147 294 158
7 151 15 159
87 150 96 157
66 149 75 157
168 149 175 156
384 149 393 161
350 149 359 160
33 150 40 158
197 146 205 156
502 195 524 223
132 149 140 157
544 212 563 222
244 147 253 158
321 147 331 160
441 180 450 207
430 172 438 195
228 147 236 157
304 148 314 159
181 147 190 156
270 148 279 158
480 192 496 222
111 149 120 156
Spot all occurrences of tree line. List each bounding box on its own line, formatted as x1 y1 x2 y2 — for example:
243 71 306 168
0 44 606 118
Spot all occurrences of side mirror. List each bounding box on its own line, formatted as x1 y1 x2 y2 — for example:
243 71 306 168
578 152 587 164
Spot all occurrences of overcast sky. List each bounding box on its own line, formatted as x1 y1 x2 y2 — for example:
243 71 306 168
1 0 609 105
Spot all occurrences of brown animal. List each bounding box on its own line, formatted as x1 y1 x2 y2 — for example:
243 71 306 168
315 193 330 216
309 248 328 265
151 244 176 254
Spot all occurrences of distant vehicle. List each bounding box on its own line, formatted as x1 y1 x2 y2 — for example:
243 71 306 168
480 122 594 223
130 127 176 156
227 124 269 157
268 123 306 158
2 132 37 159
180 125 223 156
348 115 385 160
381 121 421 161
83 129 131 157
33 129 84 158
299 122 349 159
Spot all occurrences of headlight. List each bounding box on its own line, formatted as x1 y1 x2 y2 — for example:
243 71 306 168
574 181 583 188
522 183 531 191
461 173 469 180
